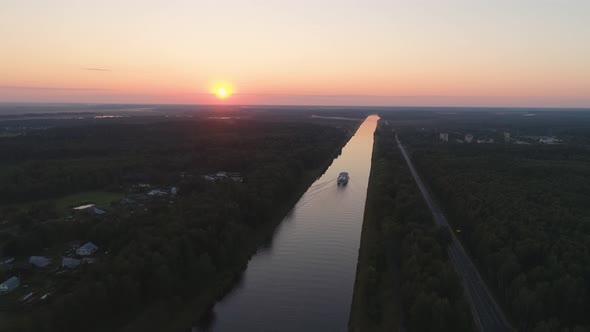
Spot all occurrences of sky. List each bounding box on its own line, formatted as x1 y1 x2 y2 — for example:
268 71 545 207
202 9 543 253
1 0 589 107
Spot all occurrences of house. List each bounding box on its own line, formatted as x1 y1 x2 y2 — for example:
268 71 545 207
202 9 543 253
503 132 511 142
73 204 107 215
62 257 81 268
0 276 20 294
29 256 51 268
465 134 474 143
147 189 167 196
73 204 95 211
439 133 449 142
170 187 178 195
76 242 98 256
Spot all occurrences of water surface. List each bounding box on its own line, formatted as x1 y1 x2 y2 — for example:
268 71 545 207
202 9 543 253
200 115 379 331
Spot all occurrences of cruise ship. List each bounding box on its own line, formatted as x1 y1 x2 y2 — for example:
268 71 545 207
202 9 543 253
337 172 349 185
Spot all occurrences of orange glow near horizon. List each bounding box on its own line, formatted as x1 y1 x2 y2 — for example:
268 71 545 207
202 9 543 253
1 1 589 107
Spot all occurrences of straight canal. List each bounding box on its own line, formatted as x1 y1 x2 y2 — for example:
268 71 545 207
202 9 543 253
198 115 380 331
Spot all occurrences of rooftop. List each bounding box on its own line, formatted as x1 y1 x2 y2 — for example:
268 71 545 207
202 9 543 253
79 242 98 251
1 276 19 288
73 204 95 210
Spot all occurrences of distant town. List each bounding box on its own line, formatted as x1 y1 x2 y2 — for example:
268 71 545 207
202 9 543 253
438 131 561 145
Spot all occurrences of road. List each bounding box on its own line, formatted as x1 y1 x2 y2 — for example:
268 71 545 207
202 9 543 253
396 134 513 332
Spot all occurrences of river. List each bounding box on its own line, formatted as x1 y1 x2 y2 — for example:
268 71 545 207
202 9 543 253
197 115 379 331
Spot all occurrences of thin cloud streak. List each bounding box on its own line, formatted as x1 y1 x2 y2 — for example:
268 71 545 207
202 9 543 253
82 68 111 72
0 86 111 91
233 93 505 99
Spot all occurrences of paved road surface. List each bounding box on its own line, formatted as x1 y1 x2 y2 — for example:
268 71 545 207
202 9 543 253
396 134 513 332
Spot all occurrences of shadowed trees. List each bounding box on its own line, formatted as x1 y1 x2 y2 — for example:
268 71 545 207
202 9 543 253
0 119 353 332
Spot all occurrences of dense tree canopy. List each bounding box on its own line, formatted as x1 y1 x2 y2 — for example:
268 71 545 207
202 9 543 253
406 133 590 331
0 118 353 331
351 122 473 332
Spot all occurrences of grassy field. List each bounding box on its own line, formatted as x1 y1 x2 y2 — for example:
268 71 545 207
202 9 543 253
53 191 124 211
7 190 124 214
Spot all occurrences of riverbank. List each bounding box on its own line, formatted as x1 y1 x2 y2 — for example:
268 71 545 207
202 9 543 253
349 120 402 332
121 119 364 332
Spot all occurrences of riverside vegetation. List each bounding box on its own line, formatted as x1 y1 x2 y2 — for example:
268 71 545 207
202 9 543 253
410 139 590 332
350 120 474 332
384 109 590 332
0 116 357 332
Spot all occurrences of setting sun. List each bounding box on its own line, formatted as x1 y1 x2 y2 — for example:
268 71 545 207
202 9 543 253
216 87 230 99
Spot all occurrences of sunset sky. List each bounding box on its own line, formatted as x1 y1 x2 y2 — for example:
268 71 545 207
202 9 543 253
1 0 589 107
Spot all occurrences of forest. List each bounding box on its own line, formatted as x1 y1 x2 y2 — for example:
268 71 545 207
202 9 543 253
392 111 590 332
350 120 473 332
0 116 356 331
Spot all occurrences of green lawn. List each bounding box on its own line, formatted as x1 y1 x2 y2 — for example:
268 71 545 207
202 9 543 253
5 191 123 218
54 191 124 211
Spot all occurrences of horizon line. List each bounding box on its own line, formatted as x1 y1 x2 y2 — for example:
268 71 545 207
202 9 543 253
1 101 590 110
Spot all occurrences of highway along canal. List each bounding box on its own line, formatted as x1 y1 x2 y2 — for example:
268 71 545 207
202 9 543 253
197 115 379 332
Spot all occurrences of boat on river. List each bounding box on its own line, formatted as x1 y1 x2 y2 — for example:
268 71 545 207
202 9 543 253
337 172 349 185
